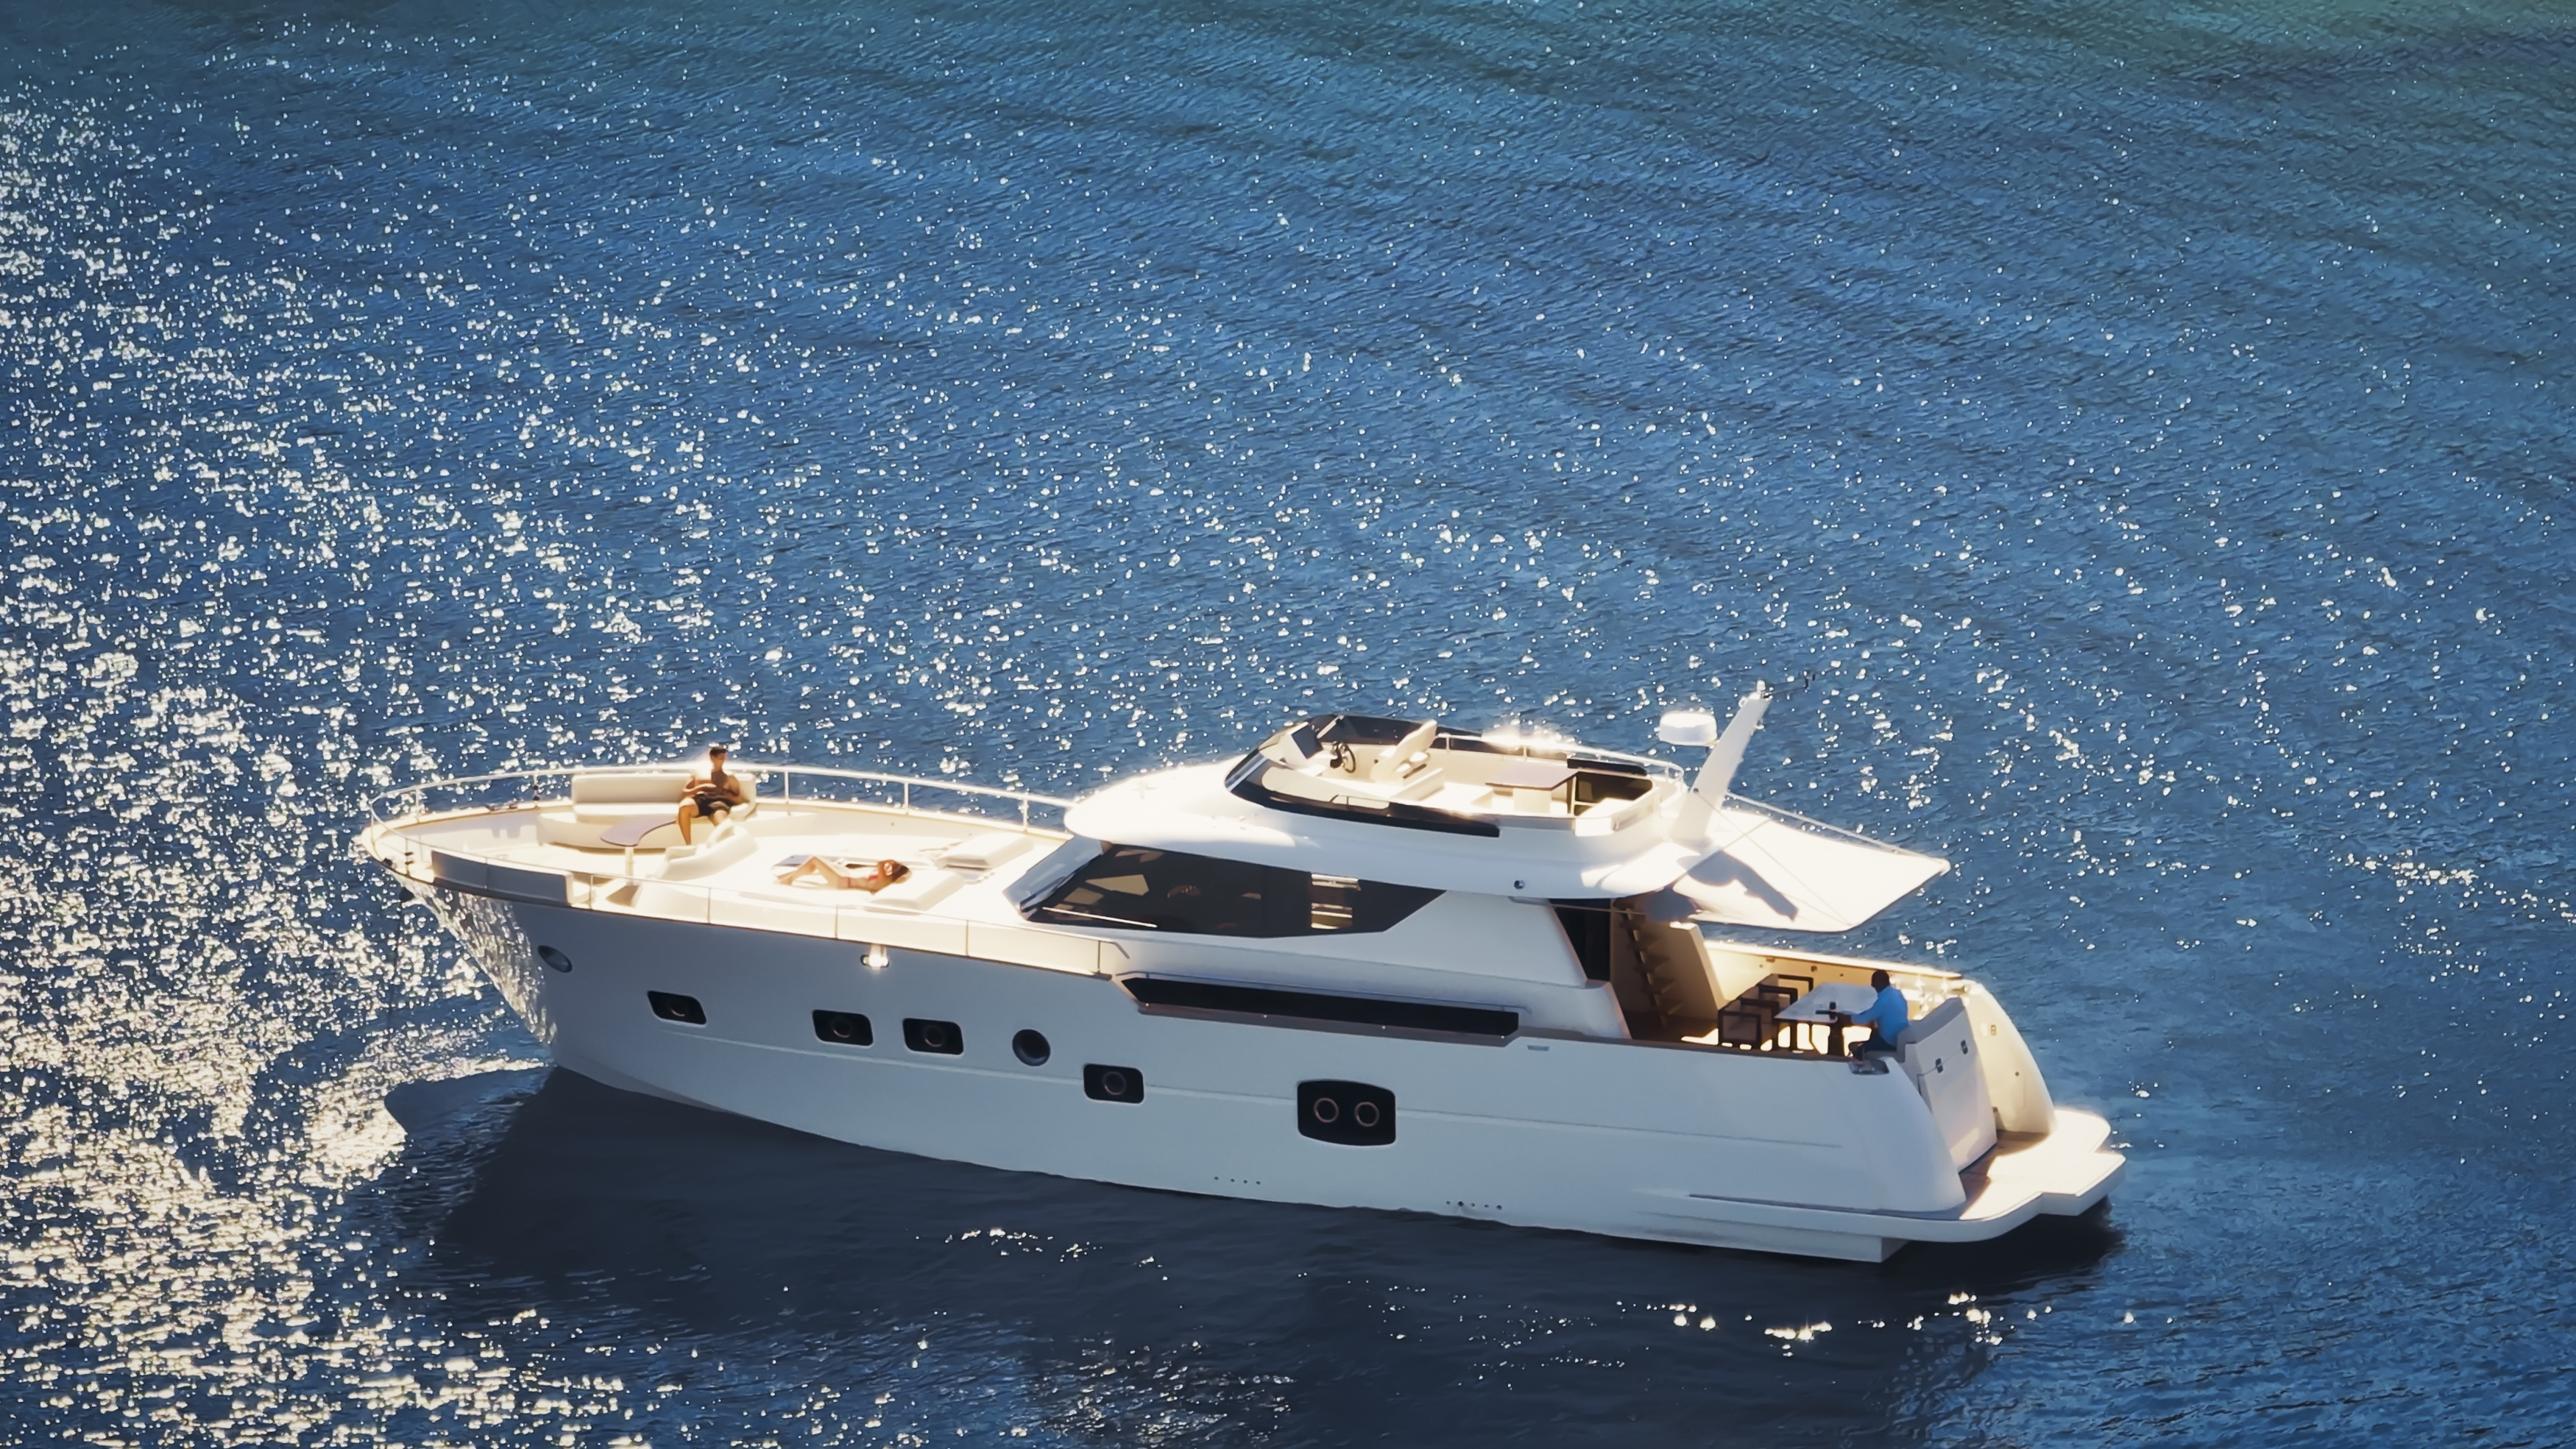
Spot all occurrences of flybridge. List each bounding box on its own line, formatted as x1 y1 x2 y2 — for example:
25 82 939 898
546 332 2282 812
1060 690 1950 929
1220 712 1663 839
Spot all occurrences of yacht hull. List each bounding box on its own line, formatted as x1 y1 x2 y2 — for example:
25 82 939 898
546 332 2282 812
425 884 2121 1262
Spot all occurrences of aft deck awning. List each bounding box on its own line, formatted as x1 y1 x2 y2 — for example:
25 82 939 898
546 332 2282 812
1656 805 1949 933
1070 762 1945 928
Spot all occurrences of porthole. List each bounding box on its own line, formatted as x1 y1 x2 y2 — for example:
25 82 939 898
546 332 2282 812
1011 1030 1051 1066
1083 1063 1144 1103
537 945 572 974
1298 1080 1395 1146
813 1010 874 1046
648 991 706 1026
902 1018 963 1055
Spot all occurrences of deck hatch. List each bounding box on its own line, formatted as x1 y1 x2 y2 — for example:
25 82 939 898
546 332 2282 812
1121 977 1518 1039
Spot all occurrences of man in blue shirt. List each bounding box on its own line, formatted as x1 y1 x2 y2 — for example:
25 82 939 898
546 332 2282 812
1836 970 1911 1071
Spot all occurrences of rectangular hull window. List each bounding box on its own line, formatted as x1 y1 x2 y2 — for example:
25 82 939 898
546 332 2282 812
648 991 707 1025
1025 845 1437 938
1122 977 1518 1038
1083 1064 1144 1103
902 1018 963 1055
813 1010 874 1046
1298 1080 1395 1147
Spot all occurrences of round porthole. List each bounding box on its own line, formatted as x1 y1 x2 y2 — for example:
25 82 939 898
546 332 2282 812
537 945 572 974
1012 1030 1051 1066
1311 1097 1340 1124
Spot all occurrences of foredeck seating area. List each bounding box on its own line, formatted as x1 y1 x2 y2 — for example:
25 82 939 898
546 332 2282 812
535 769 770 849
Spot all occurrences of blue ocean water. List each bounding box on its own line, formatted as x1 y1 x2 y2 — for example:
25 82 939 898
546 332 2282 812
1 0 2569 1442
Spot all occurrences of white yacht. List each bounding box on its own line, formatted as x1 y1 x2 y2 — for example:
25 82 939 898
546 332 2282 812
361 687 2122 1261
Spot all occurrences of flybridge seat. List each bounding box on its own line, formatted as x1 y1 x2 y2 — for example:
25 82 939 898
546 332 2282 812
536 768 762 850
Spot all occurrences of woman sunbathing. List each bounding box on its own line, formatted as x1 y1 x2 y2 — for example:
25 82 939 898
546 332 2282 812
776 856 911 892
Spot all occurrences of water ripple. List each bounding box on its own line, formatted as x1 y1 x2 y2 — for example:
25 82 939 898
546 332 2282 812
0 0 2569 1442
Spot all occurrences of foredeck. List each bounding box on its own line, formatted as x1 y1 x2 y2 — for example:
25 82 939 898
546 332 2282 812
361 765 1127 975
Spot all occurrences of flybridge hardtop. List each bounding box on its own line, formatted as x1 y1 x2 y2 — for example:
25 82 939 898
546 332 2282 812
361 683 2119 1263
1064 692 1950 931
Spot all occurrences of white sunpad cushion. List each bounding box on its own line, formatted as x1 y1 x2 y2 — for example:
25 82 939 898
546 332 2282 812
935 831 1033 873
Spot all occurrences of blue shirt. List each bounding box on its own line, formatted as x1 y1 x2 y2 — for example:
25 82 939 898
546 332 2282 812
1847 985 1911 1043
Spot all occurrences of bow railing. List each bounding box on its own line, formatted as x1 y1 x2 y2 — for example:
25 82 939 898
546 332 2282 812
364 761 1078 834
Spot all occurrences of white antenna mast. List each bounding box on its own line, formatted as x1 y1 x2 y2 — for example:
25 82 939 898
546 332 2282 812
1661 681 1771 846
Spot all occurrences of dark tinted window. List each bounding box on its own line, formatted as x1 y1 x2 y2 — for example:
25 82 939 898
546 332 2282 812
1124 977 1518 1038
1023 846 1438 937
1313 714 1426 745
1284 722 1323 761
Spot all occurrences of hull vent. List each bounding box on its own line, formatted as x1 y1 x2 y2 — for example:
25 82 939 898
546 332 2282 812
813 1010 874 1046
1083 1064 1144 1102
902 1018 963 1055
1298 1080 1395 1146
648 991 706 1025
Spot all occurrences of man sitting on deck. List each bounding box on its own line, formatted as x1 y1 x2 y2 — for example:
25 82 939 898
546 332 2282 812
1836 970 1911 1072
676 744 747 845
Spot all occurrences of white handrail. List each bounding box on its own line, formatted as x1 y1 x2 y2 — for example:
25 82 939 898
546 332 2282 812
366 761 1077 827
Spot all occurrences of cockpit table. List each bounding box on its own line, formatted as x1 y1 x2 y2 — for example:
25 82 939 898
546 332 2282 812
599 814 685 876
600 816 682 849
1484 759 1577 812
1483 759 1577 791
1776 982 1886 1057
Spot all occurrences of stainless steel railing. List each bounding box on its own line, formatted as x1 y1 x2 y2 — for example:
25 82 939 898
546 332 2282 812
364 761 1078 833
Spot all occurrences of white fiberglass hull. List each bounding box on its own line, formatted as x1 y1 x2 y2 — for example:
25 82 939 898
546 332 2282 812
428 887 2121 1263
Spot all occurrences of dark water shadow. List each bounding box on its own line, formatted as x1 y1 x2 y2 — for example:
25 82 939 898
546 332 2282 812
378 1066 2123 1445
